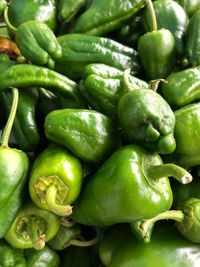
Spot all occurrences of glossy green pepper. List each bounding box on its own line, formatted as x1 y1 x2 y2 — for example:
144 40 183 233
185 9 200 66
44 109 121 164
71 0 145 36
0 87 29 238
58 0 87 23
161 65 200 108
25 245 60 267
29 143 83 216
55 33 142 79
99 224 200 267
0 63 85 108
0 239 26 267
80 64 148 121
72 144 192 226
5 202 60 250
0 88 40 152
117 85 176 154
138 0 176 80
6 0 57 32
15 20 62 69
142 0 189 56
175 0 200 17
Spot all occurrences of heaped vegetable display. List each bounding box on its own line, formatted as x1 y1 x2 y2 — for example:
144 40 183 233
0 0 200 266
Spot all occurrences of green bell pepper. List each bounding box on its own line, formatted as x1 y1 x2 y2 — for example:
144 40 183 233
99 223 200 267
29 143 83 216
175 0 200 17
71 0 145 36
117 84 176 154
5 202 60 250
80 64 148 121
55 33 142 79
161 65 200 108
44 109 121 164
0 87 29 238
0 239 26 267
15 20 62 69
6 0 57 32
142 0 189 56
72 144 192 226
138 0 176 80
25 245 60 267
185 9 200 66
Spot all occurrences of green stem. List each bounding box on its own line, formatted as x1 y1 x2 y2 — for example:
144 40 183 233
1 87 18 147
122 68 133 93
146 0 157 31
145 163 193 184
69 229 100 247
149 79 167 91
46 183 73 217
3 6 17 33
27 216 45 250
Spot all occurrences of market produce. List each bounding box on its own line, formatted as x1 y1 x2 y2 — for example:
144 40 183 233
0 0 199 265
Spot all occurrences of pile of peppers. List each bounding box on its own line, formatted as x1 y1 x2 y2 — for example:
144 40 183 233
0 0 199 266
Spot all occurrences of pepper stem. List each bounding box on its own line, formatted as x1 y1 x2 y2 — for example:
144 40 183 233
145 0 157 31
149 79 167 91
145 163 193 184
46 183 73 217
27 216 45 250
69 228 100 247
3 6 17 33
132 210 184 243
122 68 134 93
1 87 18 147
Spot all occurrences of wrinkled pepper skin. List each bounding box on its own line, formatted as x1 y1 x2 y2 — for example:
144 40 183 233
58 0 87 23
7 0 58 31
25 246 60 267
185 10 200 66
44 109 121 164
0 88 40 152
138 28 176 80
170 103 200 167
161 65 200 108
142 0 189 56
99 224 200 267
15 20 62 69
117 89 176 154
0 146 29 238
72 145 174 226
175 0 200 17
29 143 83 216
80 63 148 121
0 240 26 267
5 202 60 250
55 34 142 79
71 0 145 36
0 64 84 108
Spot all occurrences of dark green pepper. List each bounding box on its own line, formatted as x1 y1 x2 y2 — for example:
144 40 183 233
138 0 176 80
117 84 176 154
0 239 26 267
161 65 200 108
25 245 60 267
80 64 148 121
5 202 60 250
6 0 57 32
142 0 189 56
0 87 30 238
44 109 121 164
71 0 145 36
55 33 142 79
0 88 40 152
185 10 200 66
58 0 87 23
99 223 200 267
29 143 83 216
72 144 192 226
15 20 62 69
0 63 85 108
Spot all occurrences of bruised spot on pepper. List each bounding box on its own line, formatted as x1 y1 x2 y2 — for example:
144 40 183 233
0 37 21 59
